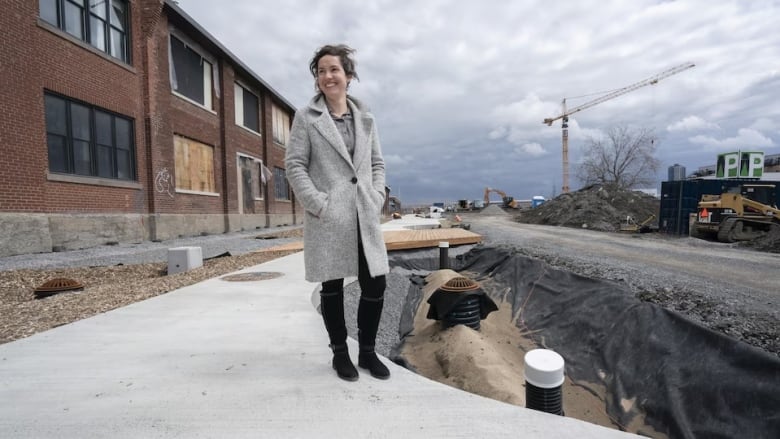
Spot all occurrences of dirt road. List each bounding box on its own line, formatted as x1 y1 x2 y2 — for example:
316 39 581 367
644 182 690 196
463 213 780 355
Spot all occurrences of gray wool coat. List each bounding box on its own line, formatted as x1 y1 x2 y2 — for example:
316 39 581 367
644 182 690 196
285 94 390 282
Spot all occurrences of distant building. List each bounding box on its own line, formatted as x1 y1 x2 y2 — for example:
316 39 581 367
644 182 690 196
1 0 301 257
668 164 686 181
691 153 780 179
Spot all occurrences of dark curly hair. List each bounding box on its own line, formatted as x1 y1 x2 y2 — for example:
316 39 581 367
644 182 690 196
309 44 360 88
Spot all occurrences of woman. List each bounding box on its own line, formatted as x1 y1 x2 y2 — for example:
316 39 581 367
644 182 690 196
285 44 390 381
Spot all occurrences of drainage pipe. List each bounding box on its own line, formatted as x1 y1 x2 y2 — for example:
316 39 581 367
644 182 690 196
524 349 565 416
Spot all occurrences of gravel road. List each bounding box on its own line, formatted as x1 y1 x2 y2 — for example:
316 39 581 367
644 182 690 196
458 212 779 356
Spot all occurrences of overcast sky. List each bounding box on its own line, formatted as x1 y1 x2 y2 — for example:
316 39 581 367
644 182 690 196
178 0 779 204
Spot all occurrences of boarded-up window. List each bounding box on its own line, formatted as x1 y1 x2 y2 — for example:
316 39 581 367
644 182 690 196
274 166 289 200
272 104 290 146
174 135 216 193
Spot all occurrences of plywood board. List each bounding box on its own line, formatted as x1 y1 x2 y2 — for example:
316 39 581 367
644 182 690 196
383 228 482 251
255 228 482 253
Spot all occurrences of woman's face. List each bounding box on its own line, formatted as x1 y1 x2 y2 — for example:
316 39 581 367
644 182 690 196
317 55 351 101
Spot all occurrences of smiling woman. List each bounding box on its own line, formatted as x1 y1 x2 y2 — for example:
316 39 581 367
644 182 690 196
285 44 392 382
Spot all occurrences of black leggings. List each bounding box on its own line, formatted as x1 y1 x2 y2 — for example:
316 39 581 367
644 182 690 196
321 242 386 299
319 242 386 347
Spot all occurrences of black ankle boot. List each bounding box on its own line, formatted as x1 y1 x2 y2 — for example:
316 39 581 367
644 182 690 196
331 344 359 382
358 345 390 380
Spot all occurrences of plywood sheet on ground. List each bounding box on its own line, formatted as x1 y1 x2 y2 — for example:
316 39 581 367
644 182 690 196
384 228 482 251
257 228 482 253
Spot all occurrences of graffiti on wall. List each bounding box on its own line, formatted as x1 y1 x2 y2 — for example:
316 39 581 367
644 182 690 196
155 167 174 198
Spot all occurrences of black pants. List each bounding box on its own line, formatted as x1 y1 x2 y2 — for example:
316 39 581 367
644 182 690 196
320 242 386 347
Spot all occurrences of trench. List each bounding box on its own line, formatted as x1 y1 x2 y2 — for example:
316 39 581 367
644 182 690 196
347 245 780 439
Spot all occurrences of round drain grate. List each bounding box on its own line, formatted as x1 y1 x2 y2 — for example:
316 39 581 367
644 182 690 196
34 278 85 298
220 272 284 282
439 276 480 292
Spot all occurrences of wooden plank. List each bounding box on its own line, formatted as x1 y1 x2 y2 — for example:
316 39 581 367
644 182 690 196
257 241 304 252
254 228 482 253
383 228 482 251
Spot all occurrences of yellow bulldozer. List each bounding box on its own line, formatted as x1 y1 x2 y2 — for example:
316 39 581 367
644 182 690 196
691 184 779 242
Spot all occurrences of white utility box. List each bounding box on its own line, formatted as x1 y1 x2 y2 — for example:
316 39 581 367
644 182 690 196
167 246 203 275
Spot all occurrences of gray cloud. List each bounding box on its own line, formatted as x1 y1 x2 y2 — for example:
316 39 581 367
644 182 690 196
179 0 780 203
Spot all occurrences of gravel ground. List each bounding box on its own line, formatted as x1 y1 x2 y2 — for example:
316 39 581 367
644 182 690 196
0 227 303 345
0 226 302 271
466 211 779 356
2 216 777 358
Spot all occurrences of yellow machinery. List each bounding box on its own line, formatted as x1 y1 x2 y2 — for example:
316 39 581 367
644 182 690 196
693 185 779 242
484 187 518 209
619 214 656 233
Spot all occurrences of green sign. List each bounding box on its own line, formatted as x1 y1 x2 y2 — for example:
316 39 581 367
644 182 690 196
716 151 764 178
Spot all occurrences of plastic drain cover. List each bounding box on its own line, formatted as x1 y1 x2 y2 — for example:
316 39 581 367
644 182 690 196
34 278 85 298
440 276 480 292
220 272 283 282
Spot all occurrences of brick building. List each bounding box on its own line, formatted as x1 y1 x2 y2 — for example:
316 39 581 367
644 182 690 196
0 0 300 257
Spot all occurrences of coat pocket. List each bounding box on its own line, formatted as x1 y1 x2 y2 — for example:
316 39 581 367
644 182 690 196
370 189 384 213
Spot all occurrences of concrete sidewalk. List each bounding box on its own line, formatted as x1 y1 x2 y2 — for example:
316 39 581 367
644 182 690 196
0 251 639 438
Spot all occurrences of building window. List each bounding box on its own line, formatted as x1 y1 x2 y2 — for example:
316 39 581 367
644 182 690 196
238 155 266 200
234 83 260 133
274 167 289 200
44 92 136 180
272 104 290 146
169 34 213 110
39 0 130 63
174 135 216 193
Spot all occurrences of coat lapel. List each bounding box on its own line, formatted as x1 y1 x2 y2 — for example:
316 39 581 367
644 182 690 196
310 96 353 166
350 103 373 173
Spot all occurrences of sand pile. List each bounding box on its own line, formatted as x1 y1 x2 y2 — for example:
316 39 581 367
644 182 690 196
399 270 620 430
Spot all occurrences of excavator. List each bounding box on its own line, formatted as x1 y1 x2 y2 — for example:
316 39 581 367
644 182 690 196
692 184 780 243
484 187 518 209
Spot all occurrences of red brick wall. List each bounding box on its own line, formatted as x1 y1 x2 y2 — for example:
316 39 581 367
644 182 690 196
0 0 148 213
0 0 296 219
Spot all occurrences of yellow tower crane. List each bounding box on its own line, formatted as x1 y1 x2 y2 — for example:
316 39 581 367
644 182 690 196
543 62 695 194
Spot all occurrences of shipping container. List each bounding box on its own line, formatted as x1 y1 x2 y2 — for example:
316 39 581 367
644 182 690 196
659 179 780 236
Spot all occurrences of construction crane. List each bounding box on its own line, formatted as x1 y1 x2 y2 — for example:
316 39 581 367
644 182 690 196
543 62 695 193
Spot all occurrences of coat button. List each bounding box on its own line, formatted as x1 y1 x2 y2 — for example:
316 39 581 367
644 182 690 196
351 177 357 184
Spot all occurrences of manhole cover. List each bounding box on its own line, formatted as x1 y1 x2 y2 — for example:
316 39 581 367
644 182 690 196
34 278 85 298
220 272 283 282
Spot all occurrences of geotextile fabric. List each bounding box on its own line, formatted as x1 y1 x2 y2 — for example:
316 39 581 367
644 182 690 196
391 246 780 439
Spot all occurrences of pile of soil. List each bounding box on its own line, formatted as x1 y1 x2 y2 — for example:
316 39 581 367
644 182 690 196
513 184 780 252
741 223 780 253
513 184 659 232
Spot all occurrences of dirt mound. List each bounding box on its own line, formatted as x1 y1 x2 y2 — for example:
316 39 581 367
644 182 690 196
479 204 508 215
514 184 659 232
740 224 780 253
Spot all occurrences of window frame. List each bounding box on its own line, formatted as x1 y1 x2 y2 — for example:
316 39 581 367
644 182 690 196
39 0 131 64
169 31 216 112
271 104 290 147
273 166 290 201
44 91 137 182
237 153 266 202
234 81 261 135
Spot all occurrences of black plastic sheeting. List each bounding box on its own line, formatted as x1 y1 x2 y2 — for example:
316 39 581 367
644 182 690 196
389 246 780 439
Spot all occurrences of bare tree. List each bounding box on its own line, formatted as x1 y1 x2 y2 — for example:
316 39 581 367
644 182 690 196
576 125 660 190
